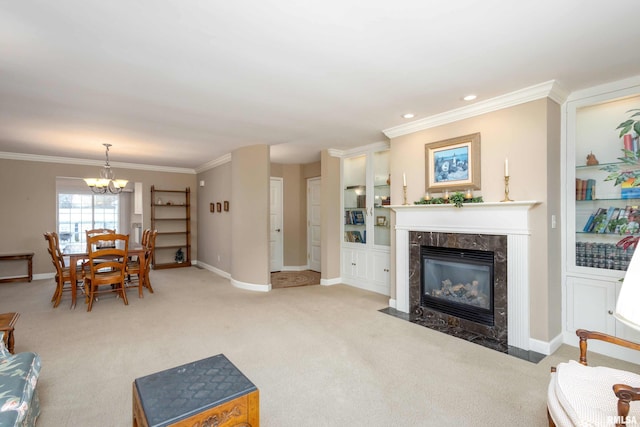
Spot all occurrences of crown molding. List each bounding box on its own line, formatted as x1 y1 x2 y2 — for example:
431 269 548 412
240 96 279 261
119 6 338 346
0 151 196 174
195 153 232 173
329 141 390 158
565 75 640 103
382 80 569 139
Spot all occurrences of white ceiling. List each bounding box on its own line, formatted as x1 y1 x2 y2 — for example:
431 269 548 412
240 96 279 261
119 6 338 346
1 1 639 170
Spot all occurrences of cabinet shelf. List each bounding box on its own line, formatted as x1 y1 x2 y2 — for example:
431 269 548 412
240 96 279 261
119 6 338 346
577 197 640 202
576 162 624 170
151 186 191 269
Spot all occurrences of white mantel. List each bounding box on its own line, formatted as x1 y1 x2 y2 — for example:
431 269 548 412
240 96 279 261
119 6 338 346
391 201 539 350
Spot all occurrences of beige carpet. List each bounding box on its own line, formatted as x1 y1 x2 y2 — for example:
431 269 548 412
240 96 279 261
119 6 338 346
1 268 639 426
271 270 320 288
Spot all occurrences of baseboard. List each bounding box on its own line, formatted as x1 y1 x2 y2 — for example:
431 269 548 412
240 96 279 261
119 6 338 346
320 277 341 286
388 298 397 310
196 261 231 279
231 277 271 292
282 265 309 272
529 333 563 356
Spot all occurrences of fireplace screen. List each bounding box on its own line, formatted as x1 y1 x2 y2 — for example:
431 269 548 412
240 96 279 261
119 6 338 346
421 246 494 326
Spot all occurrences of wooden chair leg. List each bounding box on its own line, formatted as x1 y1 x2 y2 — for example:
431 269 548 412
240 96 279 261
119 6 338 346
53 279 64 308
121 284 129 306
87 286 94 312
144 272 154 293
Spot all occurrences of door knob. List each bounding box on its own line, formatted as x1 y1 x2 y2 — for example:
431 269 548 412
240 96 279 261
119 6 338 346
276 228 281 232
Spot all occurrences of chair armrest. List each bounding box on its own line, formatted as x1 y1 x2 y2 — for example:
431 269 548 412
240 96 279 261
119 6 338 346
576 329 640 366
614 384 640 424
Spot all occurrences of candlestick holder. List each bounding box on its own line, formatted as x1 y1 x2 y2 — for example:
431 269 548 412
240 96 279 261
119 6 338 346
403 185 409 205
501 176 513 202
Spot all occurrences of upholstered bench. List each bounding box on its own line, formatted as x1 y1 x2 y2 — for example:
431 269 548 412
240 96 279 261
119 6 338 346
0 332 41 427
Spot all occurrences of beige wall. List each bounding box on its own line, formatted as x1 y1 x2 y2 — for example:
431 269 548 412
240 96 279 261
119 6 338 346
389 98 561 341
231 145 270 286
196 161 232 272
0 158 197 277
321 150 341 281
195 157 321 278
282 164 306 267
546 99 563 340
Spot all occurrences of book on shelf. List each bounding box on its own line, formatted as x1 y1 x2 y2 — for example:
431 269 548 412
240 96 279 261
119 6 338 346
576 178 596 201
357 195 366 208
351 210 365 224
621 180 640 199
345 210 353 225
576 179 583 201
586 179 596 200
583 205 640 233
584 207 606 232
344 230 363 243
594 206 618 233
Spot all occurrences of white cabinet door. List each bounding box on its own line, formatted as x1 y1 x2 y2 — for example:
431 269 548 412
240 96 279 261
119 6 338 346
342 247 368 282
370 250 390 294
566 276 616 336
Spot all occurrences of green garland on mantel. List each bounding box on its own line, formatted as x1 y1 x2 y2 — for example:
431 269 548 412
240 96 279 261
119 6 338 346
414 192 484 208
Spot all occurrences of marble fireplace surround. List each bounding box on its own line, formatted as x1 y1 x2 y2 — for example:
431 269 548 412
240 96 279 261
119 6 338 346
391 202 538 350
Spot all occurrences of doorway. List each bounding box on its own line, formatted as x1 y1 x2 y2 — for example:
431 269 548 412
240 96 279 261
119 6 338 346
270 177 283 272
307 177 321 272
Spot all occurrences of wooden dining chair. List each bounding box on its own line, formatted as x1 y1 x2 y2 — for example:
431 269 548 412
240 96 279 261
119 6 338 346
43 232 82 308
83 233 129 312
141 228 151 247
126 230 157 297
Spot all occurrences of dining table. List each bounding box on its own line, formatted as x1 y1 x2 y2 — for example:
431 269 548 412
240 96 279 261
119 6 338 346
62 242 146 309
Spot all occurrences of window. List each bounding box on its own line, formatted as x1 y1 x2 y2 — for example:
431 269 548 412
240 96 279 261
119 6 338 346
56 178 124 250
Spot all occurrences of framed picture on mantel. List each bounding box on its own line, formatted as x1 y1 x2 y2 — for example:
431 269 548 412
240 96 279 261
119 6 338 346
425 132 481 192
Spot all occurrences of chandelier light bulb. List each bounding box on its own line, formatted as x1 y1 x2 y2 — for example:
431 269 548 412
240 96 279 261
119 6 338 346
84 143 128 194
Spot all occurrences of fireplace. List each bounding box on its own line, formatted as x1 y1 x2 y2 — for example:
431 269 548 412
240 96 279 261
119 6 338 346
421 246 494 327
392 202 538 353
409 231 508 352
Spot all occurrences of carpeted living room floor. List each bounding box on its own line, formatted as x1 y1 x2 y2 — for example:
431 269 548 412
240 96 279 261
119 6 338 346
1 267 638 426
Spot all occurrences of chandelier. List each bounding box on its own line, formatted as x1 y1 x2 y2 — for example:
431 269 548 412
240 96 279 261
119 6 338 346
84 143 128 194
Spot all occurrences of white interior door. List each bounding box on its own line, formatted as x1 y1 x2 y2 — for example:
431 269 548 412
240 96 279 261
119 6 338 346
307 177 321 272
270 178 283 272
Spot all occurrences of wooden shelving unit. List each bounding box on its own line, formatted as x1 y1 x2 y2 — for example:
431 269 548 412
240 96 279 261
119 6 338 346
150 186 191 270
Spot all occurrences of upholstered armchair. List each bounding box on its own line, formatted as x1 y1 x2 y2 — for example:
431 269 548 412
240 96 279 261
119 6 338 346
0 331 41 426
547 329 640 426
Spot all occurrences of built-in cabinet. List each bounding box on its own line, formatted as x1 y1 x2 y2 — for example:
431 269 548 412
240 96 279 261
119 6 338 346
341 144 390 295
150 186 191 270
563 78 640 362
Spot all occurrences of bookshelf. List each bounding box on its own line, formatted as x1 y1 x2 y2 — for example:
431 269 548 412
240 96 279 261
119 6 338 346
150 186 191 269
341 145 390 296
563 80 640 361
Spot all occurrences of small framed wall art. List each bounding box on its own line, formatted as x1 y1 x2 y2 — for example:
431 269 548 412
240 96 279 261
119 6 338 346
425 132 481 192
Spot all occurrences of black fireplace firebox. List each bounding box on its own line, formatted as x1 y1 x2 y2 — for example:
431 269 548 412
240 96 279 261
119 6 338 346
420 246 495 326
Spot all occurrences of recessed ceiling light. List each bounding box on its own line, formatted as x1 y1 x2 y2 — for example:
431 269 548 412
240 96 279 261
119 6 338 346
402 113 415 119
463 95 477 101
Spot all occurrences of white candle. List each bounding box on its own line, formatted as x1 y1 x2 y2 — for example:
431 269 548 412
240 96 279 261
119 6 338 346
504 158 509 177
403 173 407 187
